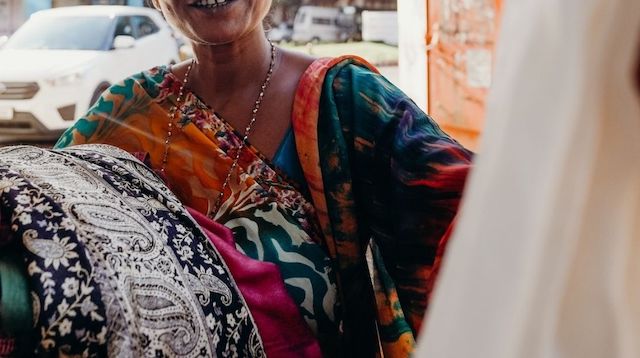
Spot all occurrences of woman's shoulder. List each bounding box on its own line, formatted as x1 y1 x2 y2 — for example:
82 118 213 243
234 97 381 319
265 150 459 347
278 48 316 92
297 55 386 90
280 48 316 73
273 47 384 94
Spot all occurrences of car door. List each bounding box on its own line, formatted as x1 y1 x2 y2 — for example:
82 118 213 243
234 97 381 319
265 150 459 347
131 15 173 67
109 15 141 80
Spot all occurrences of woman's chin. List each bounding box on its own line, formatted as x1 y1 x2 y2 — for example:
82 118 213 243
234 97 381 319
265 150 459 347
186 24 266 47
187 31 244 46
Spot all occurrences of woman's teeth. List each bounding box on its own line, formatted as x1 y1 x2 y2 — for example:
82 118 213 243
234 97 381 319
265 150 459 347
192 0 230 9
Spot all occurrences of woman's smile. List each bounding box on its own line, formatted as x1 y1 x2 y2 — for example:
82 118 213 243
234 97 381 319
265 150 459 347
189 0 238 11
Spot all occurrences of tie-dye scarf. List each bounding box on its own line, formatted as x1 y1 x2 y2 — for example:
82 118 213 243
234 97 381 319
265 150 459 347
293 57 472 356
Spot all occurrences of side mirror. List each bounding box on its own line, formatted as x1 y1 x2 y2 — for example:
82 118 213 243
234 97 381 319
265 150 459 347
113 35 136 50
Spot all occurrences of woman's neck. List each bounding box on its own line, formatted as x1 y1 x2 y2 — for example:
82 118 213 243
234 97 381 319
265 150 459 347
189 28 272 103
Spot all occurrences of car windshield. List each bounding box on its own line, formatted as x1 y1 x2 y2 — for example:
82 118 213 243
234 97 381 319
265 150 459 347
5 15 112 50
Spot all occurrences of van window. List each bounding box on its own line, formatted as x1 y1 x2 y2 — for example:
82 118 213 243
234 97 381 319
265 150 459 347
296 13 307 24
311 17 333 25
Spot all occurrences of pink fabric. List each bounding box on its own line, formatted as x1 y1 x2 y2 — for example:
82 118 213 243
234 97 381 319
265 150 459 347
187 208 322 358
0 336 15 357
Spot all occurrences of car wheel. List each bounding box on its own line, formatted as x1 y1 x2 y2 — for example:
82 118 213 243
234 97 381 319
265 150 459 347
89 82 111 107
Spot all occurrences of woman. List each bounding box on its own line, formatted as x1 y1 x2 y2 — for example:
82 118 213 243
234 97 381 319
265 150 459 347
3 0 471 356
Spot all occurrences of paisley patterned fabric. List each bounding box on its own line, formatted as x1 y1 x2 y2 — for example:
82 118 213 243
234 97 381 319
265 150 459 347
54 67 341 353
0 145 264 357
292 57 473 356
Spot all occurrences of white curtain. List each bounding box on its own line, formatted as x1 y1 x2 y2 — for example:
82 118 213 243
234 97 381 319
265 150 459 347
416 0 640 357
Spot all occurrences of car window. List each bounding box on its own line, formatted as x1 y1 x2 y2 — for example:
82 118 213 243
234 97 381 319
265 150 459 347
131 16 159 38
114 16 134 38
4 15 113 51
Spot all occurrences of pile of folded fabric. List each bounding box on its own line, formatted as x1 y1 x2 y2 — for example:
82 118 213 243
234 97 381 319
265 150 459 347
0 144 320 357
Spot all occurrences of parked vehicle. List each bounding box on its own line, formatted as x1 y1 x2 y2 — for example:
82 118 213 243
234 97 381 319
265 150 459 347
292 6 340 43
268 23 293 43
0 6 179 141
361 11 399 46
336 6 362 42
292 6 361 44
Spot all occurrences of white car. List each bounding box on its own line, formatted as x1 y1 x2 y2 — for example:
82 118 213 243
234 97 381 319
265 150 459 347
0 6 180 141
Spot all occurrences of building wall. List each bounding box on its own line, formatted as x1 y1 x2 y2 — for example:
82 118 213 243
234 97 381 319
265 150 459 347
0 0 145 35
0 0 23 36
24 0 51 18
52 0 144 6
398 0 427 111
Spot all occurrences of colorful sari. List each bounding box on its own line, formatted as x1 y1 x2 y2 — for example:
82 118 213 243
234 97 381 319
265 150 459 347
53 56 472 356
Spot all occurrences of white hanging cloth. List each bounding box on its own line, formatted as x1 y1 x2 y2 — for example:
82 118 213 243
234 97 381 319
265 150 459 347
416 0 640 357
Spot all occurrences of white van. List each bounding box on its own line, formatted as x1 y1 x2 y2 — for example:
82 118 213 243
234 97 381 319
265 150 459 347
292 6 341 43
361 11 399 45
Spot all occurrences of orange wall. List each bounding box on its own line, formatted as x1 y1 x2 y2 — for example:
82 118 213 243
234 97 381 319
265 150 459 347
426 0 502 150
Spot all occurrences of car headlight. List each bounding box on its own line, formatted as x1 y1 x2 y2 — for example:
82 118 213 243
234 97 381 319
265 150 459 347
46 72 83 87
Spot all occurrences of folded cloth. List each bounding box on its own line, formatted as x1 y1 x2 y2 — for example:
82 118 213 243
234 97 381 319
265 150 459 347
0 241 33 357
0 144 265 357
189 208 322 358
0 336 14 357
